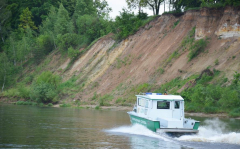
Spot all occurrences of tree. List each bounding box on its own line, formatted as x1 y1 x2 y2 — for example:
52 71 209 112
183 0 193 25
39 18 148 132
19 7 37 31
74 0 96 17
0 0 11 51
94 0 112 18
126 0 164 15
126 0 146 12
0 52 10 92
54 4 71 35
171 0 202 11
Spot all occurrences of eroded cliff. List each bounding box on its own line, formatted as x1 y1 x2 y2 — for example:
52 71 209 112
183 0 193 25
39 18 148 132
41 7 240 103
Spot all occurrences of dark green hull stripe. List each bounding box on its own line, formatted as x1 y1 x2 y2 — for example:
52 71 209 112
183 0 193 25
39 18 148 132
128 114 160 132
193 122 200 130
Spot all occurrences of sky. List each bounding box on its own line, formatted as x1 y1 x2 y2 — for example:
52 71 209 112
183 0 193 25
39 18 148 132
106 0 154 19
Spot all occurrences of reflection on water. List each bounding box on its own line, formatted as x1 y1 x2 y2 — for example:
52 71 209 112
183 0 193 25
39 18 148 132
0 104 240 148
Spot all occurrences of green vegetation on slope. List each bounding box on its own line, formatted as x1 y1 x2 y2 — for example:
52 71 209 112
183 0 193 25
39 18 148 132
0 0 155 95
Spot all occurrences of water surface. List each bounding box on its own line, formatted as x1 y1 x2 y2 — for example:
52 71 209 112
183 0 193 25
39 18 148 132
0 104 240 148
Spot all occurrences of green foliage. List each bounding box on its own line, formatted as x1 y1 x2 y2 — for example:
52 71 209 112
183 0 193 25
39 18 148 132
173 20 180 29
197 74 214 85
39 103 44 107
19 7 38 30
68 47 80 59
229 108 240 117
188 38 209 61
30 71 61 103
180 27 195 50
91 92 98 100
167 51 179 63
95 105 101 110
99 94 113 106
232 71 240 85
203 106 218 113
115 55 132 68
201 1 225 8
16 101 35 105
36 34 54 55
17 84 30 99
162 10 184 16
60 103 71 107
185 7 201 11
3 88 19 97
181 72 240 113
214 59 219 65
157 67 165 74
172 0 202 11
133 83 153 93
48 103 53 107
54 4 71 35
57 33 79 51
114 9 154 40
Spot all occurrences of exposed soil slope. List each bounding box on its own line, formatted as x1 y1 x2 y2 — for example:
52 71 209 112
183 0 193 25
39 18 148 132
42 7 240 103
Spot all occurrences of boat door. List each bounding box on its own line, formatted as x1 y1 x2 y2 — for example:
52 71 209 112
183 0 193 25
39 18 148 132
172 101 182 120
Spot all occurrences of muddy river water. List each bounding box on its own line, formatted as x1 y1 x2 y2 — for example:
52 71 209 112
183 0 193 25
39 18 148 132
0 104 240 148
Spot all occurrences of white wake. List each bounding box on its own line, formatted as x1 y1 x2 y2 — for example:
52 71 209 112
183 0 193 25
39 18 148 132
177 118 240 145
106 124 171 142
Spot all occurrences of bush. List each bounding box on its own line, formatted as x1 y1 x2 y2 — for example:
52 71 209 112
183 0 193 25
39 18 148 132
36 34 54 55
188 38 208 61
229 108 240 117
201 2 224 8
39 103 44 107
48 103 53 107
16 101 38 106
57 33 79 51
68 46 79 59
214 59 219 65
17 84 30 99
95 105 101 110
30 71 61 103
185 104 199 112
114 9 154 40
99 94 113 106
3 88 19 97
91 92 98 100
203 106 218 113
60 103 71 107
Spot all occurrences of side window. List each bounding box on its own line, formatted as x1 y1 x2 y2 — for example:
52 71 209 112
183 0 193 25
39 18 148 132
145 100 148 108
157 101 170 109
175 101 180 109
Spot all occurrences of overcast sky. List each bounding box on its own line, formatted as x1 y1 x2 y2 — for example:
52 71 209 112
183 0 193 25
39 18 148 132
106 0 154 19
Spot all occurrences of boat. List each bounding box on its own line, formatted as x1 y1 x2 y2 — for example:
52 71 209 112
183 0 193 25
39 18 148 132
127 93 200 134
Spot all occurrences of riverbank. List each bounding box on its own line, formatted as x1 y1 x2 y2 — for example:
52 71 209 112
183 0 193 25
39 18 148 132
57 104 236 118
1 101 239 119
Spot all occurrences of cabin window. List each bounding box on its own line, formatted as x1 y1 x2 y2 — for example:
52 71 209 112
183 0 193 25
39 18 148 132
157 101 170 109
174 101 180 109
138 98 148 108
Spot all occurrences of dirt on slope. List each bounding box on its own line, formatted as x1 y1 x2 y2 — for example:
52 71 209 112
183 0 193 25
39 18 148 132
54 7 240 102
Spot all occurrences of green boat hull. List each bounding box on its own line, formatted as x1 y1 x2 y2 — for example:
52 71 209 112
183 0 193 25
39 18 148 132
128 114 160 132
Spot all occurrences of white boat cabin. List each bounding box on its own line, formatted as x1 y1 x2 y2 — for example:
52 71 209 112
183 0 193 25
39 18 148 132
134 93 185 128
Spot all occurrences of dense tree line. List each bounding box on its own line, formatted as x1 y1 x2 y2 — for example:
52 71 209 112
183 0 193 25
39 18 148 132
126 0 240 15
0 0 113 92
0 0 154 95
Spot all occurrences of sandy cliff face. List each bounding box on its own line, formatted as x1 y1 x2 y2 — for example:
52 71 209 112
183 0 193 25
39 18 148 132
57 7 240 101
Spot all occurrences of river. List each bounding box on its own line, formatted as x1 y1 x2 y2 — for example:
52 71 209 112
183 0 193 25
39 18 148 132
0 104 240 148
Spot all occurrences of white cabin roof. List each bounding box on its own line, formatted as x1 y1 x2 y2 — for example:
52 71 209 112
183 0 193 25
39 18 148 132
136 94 184 101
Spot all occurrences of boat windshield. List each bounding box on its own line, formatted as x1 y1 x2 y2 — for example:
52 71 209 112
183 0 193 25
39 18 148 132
157 101 170 109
